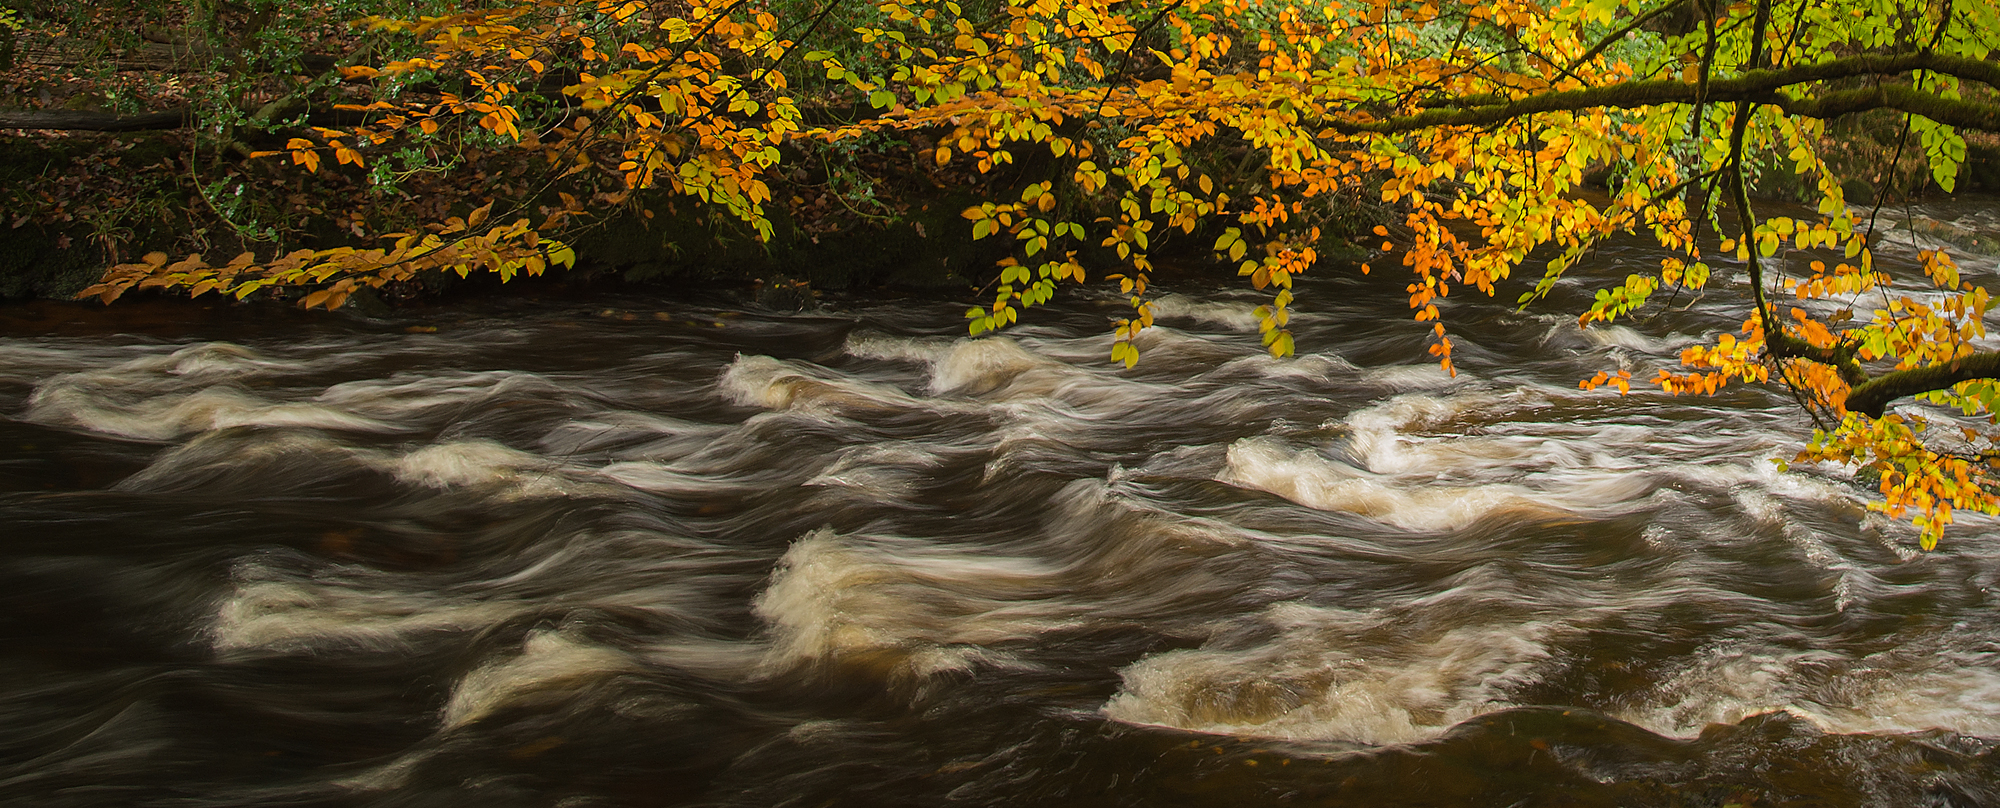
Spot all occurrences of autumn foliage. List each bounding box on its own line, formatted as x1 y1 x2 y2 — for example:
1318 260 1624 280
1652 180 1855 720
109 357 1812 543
13 0 2000 544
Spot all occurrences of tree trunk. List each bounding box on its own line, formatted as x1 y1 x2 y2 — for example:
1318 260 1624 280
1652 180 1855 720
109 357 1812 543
0 108 191 131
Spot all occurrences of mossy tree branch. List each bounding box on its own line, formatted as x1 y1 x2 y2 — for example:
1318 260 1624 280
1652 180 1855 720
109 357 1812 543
1846 354 2000 418
0 108 193 130
1324 51 2000 135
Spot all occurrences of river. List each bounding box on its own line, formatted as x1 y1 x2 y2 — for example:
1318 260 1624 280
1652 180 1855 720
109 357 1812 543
3 213 1999 806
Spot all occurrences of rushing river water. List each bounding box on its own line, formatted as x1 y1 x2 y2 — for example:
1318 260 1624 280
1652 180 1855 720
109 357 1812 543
5 213 2000 807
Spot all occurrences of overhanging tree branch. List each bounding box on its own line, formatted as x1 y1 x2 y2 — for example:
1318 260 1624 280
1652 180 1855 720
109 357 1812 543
1846 353 2000 418
1323 51 2000 134
1773 83 2000 131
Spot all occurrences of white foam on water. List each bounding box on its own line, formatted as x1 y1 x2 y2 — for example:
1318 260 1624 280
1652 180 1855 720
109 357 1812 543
1147 293 1263 332
805 443 942 499
1119 325 1258 367
539 411 716 460
718 354 922 413
1345 389 1530 435
27 384 392 441
1211 352 1360 381
1217 383 1849 531
0 342 142 380
594 413 841 495
1219 437 1566 531
597 460 742 496
391 439 567 494
1579 323 1688 354
211 564 524 656
1342 391 1578 476
843 332 955 365
114 429 598 499
441 628 640 729
1110 614 2000 747
926 338 1069 398
752 529 1070 677
1535 314 1691 355
1734 488 1868 610
850 333 1184 419
1828 663 2000 736
334 750 434 792
20 342 398 441
1359 363 1462 391
785 718 864 745
72 342 303 383
634 638 769 683
337 625 655 793
316 370 540 422
1103 602 1558 745
1617 644 2000 739
156 342 295 378
1861 511 1923 561
849 335 1179 420
718 354 828 410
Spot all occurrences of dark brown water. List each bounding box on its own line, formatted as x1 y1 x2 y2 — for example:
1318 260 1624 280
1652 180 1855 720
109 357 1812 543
4 223 2000 807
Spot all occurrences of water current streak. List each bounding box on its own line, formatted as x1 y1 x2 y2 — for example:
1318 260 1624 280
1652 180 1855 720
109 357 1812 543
3 249 2000 806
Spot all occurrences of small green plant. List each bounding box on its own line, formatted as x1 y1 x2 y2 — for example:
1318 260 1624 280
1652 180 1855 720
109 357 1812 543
0 6 22 70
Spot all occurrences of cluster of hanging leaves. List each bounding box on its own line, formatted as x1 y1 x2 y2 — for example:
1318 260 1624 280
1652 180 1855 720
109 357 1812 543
81 202 575 308
78 0 2000 545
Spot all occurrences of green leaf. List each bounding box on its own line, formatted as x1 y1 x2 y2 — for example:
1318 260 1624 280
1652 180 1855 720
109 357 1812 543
1915 115 1967 193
